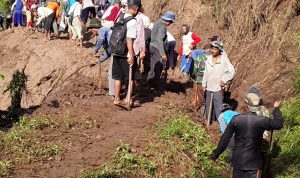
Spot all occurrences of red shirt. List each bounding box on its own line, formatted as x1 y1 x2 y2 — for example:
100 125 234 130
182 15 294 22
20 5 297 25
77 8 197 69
178 32 201 56
105 6 121 22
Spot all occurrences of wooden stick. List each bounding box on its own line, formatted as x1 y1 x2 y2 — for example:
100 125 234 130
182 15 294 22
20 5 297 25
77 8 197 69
206 92 214 128
194 84 198 111
98 61 102 92
126 65 133 110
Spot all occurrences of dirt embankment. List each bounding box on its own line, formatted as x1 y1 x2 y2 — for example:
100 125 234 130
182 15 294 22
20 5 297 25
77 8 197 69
0 29 100 110
143 0 300 105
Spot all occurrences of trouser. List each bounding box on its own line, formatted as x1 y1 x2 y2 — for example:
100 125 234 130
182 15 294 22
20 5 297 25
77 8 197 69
70 17 82 40
94 26 111 53
0 18 3 29
81 6 96 25
147 46 163 90
166 41 176 68
232 168 261 178
108 59 115 96
52 20 58 34
205 90 223 123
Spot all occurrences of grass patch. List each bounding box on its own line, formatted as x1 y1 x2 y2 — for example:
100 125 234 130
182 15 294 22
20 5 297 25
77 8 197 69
272 68 300 177
0 116 64 176
80 113 229 178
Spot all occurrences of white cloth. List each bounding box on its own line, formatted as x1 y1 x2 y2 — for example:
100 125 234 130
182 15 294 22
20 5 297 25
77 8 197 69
36 7 54 25
167 31 175 42
68 2 82 17
82 0 94 9
202 54 235 92
182 32 194 55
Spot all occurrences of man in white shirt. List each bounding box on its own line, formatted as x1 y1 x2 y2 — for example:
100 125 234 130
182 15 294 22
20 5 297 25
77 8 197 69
112 0 142 109
68 0 83 47
202 40 235 125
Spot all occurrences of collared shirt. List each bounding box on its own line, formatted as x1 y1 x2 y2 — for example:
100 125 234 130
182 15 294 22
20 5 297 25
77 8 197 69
202 54 235 92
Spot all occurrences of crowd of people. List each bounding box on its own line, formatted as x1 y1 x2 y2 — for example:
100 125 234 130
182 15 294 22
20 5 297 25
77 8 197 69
2 0 285 177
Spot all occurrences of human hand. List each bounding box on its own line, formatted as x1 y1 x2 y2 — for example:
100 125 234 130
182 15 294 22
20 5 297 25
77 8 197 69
127 56 134 65
202 84 207 91
140 51 145 59
220 80 226 87
177 55 181 61
274 101 282 108
189 44 194 50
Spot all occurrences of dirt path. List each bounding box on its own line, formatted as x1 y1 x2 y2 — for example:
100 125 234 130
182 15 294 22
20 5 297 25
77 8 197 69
11 75 213 178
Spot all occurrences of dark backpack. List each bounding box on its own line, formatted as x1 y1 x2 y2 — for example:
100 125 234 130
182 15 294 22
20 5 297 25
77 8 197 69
109 14 135 57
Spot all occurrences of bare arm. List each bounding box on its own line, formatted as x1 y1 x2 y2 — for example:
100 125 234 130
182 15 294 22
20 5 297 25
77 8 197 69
127 37 135 65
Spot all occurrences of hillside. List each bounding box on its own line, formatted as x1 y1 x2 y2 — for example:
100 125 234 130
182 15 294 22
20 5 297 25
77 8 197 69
0 0 300 177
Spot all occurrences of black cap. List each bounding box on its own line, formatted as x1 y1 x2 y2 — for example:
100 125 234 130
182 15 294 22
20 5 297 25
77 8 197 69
209 35 222 42
128 0 142 7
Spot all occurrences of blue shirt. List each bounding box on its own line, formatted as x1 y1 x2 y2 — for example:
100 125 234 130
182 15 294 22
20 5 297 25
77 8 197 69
217 110 239 133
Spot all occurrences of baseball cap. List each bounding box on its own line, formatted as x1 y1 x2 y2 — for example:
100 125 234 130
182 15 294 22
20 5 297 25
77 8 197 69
244 93 261 112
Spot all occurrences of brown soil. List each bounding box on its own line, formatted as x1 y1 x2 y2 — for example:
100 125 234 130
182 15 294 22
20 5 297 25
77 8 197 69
1 0 299 177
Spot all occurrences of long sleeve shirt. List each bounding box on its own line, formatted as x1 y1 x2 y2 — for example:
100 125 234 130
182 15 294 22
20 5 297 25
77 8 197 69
178 32 201 56
211 108 283 170
133 12 145 56
202 54 234 92
150 19 167 57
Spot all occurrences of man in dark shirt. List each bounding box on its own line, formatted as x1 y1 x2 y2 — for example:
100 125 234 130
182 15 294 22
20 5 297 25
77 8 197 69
210 91 283 178
147 11 175 93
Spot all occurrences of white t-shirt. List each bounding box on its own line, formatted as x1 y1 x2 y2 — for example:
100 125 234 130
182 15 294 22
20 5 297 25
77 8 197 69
167 31 175 42
125 13 136 39
83 0 94 9
68 2 82 17
36 7 54 25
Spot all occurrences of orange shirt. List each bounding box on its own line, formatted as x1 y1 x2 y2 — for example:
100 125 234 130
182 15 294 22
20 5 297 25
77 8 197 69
46 2 60 18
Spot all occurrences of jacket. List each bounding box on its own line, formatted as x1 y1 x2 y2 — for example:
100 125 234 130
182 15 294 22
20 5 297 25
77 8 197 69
211 108 283 170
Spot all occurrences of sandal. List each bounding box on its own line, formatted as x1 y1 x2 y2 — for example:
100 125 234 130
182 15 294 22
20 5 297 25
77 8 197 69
114 100 132 111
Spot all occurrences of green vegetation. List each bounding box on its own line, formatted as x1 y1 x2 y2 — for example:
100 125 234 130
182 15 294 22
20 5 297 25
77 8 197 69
0 116 64 177
3 68 28 110
0 73 4 80
80 114 229 178
272 68 300 177
0 0 12 14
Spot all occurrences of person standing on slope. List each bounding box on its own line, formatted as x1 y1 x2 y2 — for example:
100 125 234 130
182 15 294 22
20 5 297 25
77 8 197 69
211 91 284 178
177 24 201 79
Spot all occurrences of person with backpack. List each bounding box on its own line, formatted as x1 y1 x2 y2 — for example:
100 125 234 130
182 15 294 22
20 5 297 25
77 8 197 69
202 40 235 125
210 91 283 178
68 0 83 47
146 11 175 94
110 0 142 109
177 24 201 79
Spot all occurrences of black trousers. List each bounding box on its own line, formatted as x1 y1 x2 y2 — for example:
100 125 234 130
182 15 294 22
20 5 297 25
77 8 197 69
232 168 261 178
81 7 96 25
147 46 163 90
